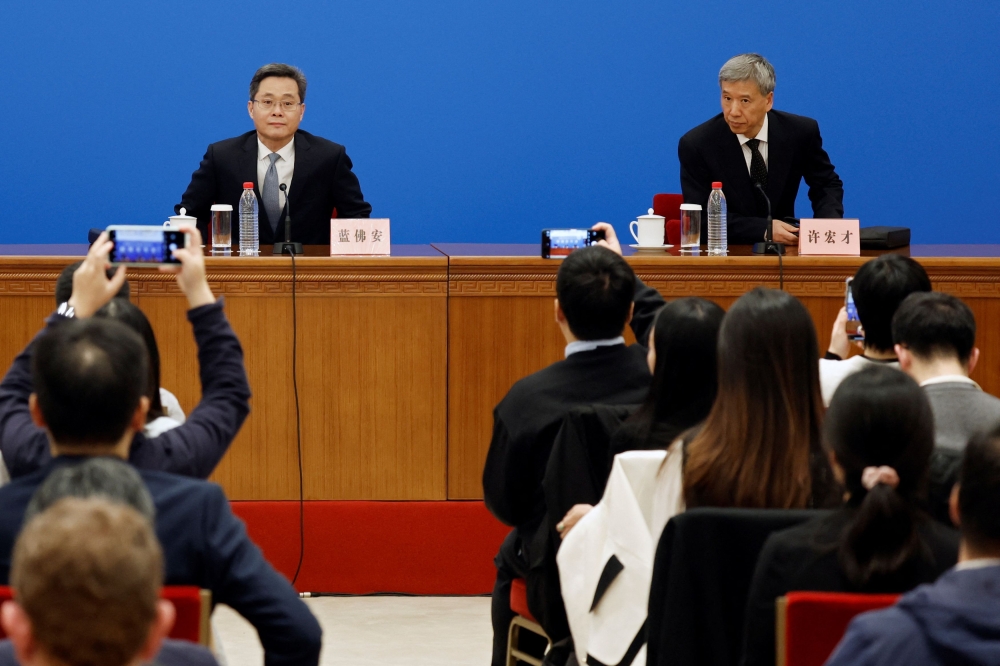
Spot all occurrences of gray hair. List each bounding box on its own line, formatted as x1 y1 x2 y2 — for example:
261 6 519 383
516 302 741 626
719 53 775 96
250 63 307 103
26 458 155 524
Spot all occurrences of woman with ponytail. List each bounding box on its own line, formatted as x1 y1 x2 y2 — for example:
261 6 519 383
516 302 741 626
740 364 959 666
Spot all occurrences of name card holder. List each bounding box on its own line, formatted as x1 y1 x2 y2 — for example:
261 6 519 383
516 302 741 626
331 219 391 256
798 219 861 256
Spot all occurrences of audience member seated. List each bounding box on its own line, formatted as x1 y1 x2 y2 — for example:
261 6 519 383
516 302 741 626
893 291 1000 451
0 496 218 666
826 425 1000 665
742 365 959 666
556 287 837 665
0 228 250 480
607 296 725 461
484 225 664 666
0 231 322 666
821 255 931 404
97 299 186 435
54 259 130 304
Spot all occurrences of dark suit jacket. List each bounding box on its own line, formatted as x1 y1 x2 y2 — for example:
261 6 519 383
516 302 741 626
0 639 219 666
0 301 250 480
740 509 959 666
678 110 844 244
0 457 322 666
482 279 663 639
177 129 371 246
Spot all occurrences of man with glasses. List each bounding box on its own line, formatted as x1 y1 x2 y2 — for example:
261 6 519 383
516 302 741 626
176 63 371 246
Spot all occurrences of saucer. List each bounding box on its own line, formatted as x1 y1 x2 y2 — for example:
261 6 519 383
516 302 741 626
629 244 673 252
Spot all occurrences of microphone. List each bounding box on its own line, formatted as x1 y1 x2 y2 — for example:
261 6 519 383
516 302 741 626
751 182 784 256
273 183 303 255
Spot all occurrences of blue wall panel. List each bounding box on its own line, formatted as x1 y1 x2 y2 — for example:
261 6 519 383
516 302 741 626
2 0 998 244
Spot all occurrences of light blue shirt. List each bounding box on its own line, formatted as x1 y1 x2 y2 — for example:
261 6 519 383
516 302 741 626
564 336 626 358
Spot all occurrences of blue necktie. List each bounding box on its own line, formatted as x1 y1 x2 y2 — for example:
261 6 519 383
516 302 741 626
262 153 282 233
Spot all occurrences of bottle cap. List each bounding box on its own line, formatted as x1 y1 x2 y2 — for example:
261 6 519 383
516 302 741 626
243 182 254 188
712 181 723 188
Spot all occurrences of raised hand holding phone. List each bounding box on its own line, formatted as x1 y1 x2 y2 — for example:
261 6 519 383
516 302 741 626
159 225 215 310
67 232 127 318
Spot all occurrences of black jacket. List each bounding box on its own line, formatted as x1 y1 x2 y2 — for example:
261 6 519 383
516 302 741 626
741 509 959 666
177 129 371 246
0 457 322 666
678 110 844 244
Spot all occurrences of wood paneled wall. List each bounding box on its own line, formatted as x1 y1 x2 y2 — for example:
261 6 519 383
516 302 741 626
2 250 1000 502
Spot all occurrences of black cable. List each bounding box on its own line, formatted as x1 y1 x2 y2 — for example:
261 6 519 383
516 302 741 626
287 248 305 587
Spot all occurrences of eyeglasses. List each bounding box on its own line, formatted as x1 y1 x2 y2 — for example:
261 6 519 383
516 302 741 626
252 99 302 112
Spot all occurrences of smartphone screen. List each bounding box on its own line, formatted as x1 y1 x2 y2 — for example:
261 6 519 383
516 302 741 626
845 277 863 340
108 228 186 266
541 229 605 258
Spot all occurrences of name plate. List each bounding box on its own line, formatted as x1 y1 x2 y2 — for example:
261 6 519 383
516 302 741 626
331 218 391 256
798 219 860 256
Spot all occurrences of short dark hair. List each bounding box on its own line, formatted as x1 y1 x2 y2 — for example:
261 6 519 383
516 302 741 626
958 426 1000 550
892 292 976 363
249 63 307 103
96 299 164 420
555 246 636 340
26 457 156 524
55 261 130 304
851 255 932 352
32 318 148 446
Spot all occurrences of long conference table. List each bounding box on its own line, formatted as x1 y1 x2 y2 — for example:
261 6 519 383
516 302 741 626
2 243 999 502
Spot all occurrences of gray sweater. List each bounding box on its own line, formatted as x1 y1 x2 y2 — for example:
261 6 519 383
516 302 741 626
924 381 1000 451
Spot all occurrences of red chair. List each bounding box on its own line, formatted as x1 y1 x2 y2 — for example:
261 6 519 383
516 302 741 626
0 585 212 647
652 193 683 246
507 578 551 666
777 591 900 666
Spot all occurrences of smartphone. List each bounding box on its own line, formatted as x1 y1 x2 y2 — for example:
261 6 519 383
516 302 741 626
106 226 189 267
541 229 606 259
845 277 864 341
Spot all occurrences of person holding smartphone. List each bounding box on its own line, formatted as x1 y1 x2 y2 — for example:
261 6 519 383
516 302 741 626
820 255 931 405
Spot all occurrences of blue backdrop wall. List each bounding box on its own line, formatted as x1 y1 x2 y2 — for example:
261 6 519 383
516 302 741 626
3 0 998 245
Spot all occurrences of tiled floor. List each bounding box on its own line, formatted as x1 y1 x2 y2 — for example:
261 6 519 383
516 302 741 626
213 595 493 665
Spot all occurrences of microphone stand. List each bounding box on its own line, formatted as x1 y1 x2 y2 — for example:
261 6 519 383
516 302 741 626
273 183 303 255
750 182 785 256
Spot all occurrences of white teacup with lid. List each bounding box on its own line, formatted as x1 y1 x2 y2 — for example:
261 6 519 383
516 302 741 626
630 208 666 247
167 207 197 229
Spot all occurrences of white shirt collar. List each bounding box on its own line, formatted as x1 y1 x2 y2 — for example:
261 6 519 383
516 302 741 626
737 113 768 146
257 136 295 163
920 375 981 389
955 558 1000 571
565 337 626 358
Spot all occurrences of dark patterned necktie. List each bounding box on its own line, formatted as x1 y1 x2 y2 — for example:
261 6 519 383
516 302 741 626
746 138 768 190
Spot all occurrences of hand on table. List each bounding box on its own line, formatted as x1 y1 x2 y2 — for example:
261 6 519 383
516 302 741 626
556 504 594 539
67 232 126 318
772 221 800 245
159 225 216 309
591 222 622 256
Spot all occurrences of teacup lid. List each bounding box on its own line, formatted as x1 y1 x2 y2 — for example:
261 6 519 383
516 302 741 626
168 207 197 225
680 203 703 211
638 207 664 219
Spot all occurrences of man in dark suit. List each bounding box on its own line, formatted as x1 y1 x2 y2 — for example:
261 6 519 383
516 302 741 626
0 495 220 666
484 225 664 666
177 63 371 247
0 234 322 666
678 53 844 245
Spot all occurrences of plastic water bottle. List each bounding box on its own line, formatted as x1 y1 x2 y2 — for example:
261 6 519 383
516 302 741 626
707 181 728 256
239 183 259 256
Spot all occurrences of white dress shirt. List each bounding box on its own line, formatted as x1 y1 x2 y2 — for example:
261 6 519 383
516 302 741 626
737 113 769 175
257 137 295 211
565 337 626 358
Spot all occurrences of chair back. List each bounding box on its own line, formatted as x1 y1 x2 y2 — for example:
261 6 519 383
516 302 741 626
652 193 684 246
0 585 211 646
646 508 827 666
777 591 899 666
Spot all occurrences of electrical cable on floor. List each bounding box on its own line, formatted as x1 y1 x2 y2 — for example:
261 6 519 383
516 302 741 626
288 248 305 587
